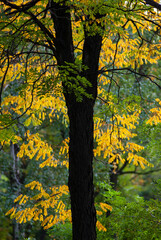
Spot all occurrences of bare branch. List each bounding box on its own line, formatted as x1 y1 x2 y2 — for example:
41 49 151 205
121 168 161 175
99 67 161 89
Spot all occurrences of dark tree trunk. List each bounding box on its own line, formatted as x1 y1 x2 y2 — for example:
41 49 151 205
67 101 96 240
50 1 103 239
66 25 103 240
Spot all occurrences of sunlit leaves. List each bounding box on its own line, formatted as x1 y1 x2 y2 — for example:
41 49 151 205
6 181 70 229
146 98 161 125
94 96 153 169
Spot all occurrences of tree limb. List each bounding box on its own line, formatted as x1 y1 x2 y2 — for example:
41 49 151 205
120 168 161 175
144 0 161 11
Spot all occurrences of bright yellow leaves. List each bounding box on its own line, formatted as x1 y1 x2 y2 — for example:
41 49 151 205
100 33 160 70
146 99 161 125
1 82 67 126
7 0 29 6
96 202 112 232
17 130 69 169
18 131 53 161
14 194 29 205
4 127 71 229
6 183 71 229
25 181 43 191
100 202 112 212
72 0 159 71
6 207 15 216
96 221 107 232
99 7 161 70
94 103 152 169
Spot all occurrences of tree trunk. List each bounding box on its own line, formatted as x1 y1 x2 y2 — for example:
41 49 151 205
66 29 103 237
50 1 103 239
68 100 96 240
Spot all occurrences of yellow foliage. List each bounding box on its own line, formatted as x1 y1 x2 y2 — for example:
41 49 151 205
100 202 112 212
94 103 152 169
5 207 15 216
14 194 23 203
146 99 161 125
6 183 71 227
96 221 107 232
19 195 29 205
96 210 103 216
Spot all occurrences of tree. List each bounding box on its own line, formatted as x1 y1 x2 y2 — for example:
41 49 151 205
1 1 161 239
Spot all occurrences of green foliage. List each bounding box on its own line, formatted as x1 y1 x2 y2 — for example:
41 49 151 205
0 127 15 142
48 222 72 240
59 62 92 101
97 181 161 240
0 114 17 141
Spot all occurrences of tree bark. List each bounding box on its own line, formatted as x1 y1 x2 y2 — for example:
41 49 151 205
67 100 96 240
66 30 102 238
50 1 103 239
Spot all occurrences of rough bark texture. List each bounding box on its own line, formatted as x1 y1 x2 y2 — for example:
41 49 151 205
68 101 96 240
50 1 103 239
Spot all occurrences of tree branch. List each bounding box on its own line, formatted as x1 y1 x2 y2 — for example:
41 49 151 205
99 67 161 89
1 0 57 55
144 0 161 11
120 168 161 175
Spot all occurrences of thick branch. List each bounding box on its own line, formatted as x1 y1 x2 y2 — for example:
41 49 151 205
117 161 129 174
50 0 74 65
144 0 161 10
20 9 56 54
82 15 105 101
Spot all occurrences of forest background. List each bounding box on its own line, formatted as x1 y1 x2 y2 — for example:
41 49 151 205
0 0 161 239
